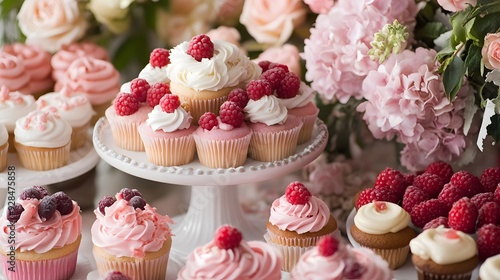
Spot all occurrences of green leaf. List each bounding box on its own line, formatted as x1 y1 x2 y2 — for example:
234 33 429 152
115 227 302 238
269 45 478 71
0 0 22 17
470 13 500 45
443 56 466 100
414 22 448 41
464 44 483 77
486 114 500 143
450 8 472 47
112 34 149 71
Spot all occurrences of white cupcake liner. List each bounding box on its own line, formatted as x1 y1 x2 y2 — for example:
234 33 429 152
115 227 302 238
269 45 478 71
248 124 302 162
182 96 228 125
70 122 90 151
15 142 70 171
108 120 144 151
141 134 195 166
358 245 409 270
193 133 252 168
94 250 169 280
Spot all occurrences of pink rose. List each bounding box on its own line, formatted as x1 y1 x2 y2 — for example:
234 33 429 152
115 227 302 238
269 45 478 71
437 0 476 12
217 0 245 25
304 0 334 14
482 33 500 70
240 0 307 46
206 26 242 48
17 0 88 53
253 44 301 77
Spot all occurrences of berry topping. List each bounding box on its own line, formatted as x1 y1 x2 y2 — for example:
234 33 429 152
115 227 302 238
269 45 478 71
450 171 483 197
52 191 73 215
480 167 500 192
20 187 43 200
402 186 430 214
410 199 448 228
317 235 339 257
268 62 289 73
114 93 140 116
285 181 312 205
219 101 244 128
495 185 500 203
98 195 117 215
260 68 287 91
149 48 170 67
425 161 453 182
146 82 171 107
199 112 218 131
355 188 374 209
187 34 214 61
374 167 407 199
438 183 466 210
257 60 272 72
159 94 180 113
477 202 500 229
130 78 150 103
343 259 365 279
471 192 495 210
38 196 57 221
413 173 445 198
228 88 249 108
7 203 24 223
130 196 146 210
444 229 460 239
246 79 272 100
119 188 142 201
404 173 416 187
214 225 243 250
371 186 399 204
276 72 300 99
477 224 500 261
103 271 131 280
374 201 387 211
448 197 478 233
33 186 49 197
423 217 449 230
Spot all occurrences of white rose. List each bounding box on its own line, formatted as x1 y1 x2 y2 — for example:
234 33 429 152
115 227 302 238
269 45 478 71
18 0 88 53
88 0 135 34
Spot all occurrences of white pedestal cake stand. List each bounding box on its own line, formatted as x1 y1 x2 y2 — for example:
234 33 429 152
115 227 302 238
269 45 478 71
92 117 328 277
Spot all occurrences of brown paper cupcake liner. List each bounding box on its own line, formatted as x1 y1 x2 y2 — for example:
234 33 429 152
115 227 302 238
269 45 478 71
193 133 252 168
108 120 144 151
15 142 70 171
248 124 302 162
141 135 196 166
0 142 7 172
415 265 473 280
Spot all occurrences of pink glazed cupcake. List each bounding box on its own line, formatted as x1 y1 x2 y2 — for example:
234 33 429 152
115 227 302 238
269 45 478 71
0 186 82 280
178 225 282 280
0 52 30 94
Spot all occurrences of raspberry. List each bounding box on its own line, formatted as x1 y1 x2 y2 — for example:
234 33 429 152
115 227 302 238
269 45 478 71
119 188 142 201
114 93 140 116
438 183 467 210
402 186 430 214
130 196 146 210
257 60 272 72
471 192 495 210
477 202 500 229
423 217 449 230
130 78 150 102
187 34 214 61
276 72 300 99
214 225 243 250
404 173 416 187
413 173 445 198
20 187 43 200
159 94 180 113
410 199 448 228
477 224 500 261
496 185 500 203
246 79 272 100
374 167 407 199
147 83 171 107
38 196 57 221
450 171 483 197
228 88 249 108
371 186 399 204
103 271 131 280
448 197 478 233
355 188 374 209
260 68 287 91
219 101 244 127
285 181 312 205
480 167 500 192
424 161 453 182
199 112 218 131
33 186 49 197
268 62 289 73
98 195 117 215
343 259 364 279
149 48 170 67
317 235 339 257
52 191 73 215
7 203 24 223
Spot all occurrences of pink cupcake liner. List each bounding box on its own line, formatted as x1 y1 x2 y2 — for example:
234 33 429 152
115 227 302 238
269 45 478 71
94 251 169 280
15 142 70 171
108 120 144 151
248 124 302 162
0 249 78 280
297 114 317 145
193 133 252 168
141 135 196 166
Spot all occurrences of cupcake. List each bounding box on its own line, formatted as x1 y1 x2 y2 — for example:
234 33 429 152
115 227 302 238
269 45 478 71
167 34 258 123
350 201 417 269
178 225 282 279
92 188 174 280
479 254 500 280
0 124 7 171
138 94 196 166
193 100 252 168
290 235 393 280
265 181 339 271
2 43 54 98
244 79 302 162
0 186 82 280
37 88 94 150
14 110 72 171
0 52 31 94
410 226 478 280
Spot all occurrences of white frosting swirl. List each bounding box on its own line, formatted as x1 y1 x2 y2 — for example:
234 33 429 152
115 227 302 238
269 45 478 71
243 60 262 83
138 63 170 85
409 227 477 265
119 81 132 93
0 88 36 131
167 40 251 91
36 93 94 127
146 104 192 132
244 95 288 125
480 254 500 280
354 202 410 234
0 124 7 145
14 110 72 148
279 82 315 109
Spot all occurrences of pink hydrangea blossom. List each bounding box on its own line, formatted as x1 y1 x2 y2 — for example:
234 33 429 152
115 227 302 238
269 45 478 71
304 0 334 14
302 0 417 104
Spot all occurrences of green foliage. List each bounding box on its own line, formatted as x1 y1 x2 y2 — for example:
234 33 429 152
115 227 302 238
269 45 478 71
487 114 500 143
0 0 22 17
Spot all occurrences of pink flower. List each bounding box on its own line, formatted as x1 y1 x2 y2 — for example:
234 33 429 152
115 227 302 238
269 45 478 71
482 33 500 70
308 162 349 195
253 44 301 77
437 0 477 12
302 0 417 103
304 0 334 14
217 0 245 25
206 26 242 48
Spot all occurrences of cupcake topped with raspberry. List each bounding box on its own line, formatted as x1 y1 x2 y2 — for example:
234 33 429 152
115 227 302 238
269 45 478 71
244 79 288 126
178 225 282 280
138 48 171 85
144 93 192 133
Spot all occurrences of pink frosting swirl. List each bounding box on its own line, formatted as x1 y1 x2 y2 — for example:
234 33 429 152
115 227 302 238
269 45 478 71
0 199 82 254
178 240 282 280
55 56 120 105
269 196 330 234
351 248 393 280
91 199 174 258
0 53 30 93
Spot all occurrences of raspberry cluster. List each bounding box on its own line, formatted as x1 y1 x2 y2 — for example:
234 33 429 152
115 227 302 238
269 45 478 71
198 100 246 130
98 188 146 214
257 60 300 99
